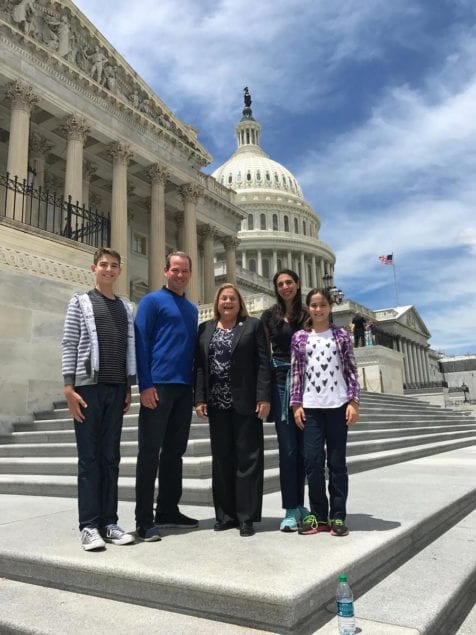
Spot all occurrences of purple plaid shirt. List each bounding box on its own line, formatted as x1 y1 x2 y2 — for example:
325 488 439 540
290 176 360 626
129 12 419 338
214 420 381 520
290 325 360 406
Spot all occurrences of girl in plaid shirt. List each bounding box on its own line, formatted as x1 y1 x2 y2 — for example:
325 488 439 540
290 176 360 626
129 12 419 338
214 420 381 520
290 288 360 536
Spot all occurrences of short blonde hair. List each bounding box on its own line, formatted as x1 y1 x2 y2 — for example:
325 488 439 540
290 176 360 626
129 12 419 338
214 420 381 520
213 283 249 320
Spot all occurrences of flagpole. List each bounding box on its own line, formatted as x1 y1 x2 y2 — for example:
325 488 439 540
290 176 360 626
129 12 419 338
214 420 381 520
392 254 400 306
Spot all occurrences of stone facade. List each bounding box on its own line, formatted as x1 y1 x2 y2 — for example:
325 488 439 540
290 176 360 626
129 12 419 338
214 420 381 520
0 0 245 420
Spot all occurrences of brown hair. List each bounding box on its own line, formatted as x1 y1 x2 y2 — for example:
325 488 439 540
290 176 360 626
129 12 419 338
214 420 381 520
165 251 192 271
93 247 121 265
304 287 333 330
213 283 249 320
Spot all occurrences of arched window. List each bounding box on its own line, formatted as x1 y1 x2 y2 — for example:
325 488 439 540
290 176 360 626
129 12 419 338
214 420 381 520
303 220 306 235
247 214 254 230
228 174 232 184
265 171 271 181
260 213 267 230
236 171 242 183
294 218 299 233
272 214 278 231
274 173 279 183
246 171 251 181
284 215 289 232
220 175 224 184
256 170 261 181
249 258 256 273
262 259 270 279
307 264 312 285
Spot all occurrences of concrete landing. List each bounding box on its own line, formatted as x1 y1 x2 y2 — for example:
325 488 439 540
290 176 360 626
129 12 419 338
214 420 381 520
0 446 475 633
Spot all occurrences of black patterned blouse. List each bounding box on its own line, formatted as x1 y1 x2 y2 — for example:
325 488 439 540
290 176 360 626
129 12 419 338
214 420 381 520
208 326 235 409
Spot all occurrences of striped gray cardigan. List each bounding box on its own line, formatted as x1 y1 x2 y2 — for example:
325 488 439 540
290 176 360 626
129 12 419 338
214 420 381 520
61 291 136 387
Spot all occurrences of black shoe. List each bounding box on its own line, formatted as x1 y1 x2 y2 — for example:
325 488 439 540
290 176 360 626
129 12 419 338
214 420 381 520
155 510 199 529
239 521 255 537
214 520 239 531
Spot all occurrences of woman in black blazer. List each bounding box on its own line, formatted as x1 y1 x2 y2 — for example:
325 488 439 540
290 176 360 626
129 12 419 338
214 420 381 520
195 283 271 536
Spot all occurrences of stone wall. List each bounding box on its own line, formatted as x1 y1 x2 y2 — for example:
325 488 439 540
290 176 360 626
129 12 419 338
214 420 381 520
356 345 404 395
0 223 94 430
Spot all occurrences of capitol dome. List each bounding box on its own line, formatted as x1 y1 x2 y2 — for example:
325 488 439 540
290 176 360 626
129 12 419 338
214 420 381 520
212 139 304 200
212 92 336 291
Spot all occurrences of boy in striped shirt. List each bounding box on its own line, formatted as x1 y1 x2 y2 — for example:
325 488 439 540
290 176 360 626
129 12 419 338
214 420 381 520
62 248 136 550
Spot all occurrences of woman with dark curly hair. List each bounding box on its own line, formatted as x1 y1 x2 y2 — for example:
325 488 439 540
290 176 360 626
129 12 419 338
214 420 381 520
261 269 309 532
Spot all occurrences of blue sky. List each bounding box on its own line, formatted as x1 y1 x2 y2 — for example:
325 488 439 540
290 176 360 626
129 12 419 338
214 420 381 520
74 0 476 354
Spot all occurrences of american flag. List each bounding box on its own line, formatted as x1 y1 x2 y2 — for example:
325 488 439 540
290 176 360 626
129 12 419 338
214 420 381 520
378 254 393 265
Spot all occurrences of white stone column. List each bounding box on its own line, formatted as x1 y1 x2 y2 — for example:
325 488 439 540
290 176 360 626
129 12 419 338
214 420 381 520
300 253 306 287
401 339 409 385
409 342 418 385
63 115 90 206
109 142 133 297
320 259 326 286
224 237 239 285
272 250 278 274
82 160 97 209
5 81 38 218
311 255 317 287
175 212 184 250
241 250 247 269
199 224 217 304
179 184 203 304
287 250 292 269
28 132 52 227
257 250 263 276
147 164 169 291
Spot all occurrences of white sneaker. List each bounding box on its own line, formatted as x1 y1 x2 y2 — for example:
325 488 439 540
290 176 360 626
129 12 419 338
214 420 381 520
102 523 135 545
81 527 106 551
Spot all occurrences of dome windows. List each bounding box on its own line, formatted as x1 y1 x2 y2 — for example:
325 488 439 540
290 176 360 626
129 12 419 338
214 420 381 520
236 171 242 183
284 215 289 232
246 170 252 181
247 213 254 230
272 214 278 231
266 171 271 181
294 217 299 233
256 169 261 181
228 174 233 184
260 213 267 230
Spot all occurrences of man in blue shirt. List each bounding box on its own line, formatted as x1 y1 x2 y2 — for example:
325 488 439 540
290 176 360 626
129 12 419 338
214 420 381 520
134 251 198 541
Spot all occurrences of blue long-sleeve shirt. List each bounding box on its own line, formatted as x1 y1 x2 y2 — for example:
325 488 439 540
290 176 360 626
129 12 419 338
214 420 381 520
134 287 198 392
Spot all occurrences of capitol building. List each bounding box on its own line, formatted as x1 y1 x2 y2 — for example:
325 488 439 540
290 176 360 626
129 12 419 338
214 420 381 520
0 0 442 425
212 94 335 296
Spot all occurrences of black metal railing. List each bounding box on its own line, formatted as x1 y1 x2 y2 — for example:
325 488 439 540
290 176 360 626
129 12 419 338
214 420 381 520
1 173 110 248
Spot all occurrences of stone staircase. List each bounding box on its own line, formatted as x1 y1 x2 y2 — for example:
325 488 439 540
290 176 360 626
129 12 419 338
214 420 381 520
0 390 475 633
0 390 475 505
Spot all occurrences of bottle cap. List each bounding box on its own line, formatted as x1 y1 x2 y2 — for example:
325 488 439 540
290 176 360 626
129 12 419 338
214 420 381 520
339 574 347 582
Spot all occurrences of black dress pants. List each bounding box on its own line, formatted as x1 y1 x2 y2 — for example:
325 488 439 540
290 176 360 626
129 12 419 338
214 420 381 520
208 407 264 523
135 384 193 529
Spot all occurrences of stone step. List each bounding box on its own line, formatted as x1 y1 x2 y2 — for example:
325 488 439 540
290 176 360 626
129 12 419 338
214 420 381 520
8 415 475 445
0 447 280 479
14 409 470 432
2 423 475 458
1 431 476 479
0 447 474 633
0 436 475 505
318 508 476 634
0 578 268 635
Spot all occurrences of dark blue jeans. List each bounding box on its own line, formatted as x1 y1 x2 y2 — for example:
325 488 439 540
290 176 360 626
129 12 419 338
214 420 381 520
272 381 305 509
303 404 348 521
74 383 127 531
135 384 193 529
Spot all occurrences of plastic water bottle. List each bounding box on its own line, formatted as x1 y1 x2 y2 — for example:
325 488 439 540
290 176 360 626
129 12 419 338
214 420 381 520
336 574 355 635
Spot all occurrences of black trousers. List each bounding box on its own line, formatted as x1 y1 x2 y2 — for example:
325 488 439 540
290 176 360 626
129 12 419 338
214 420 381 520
74 383 126 531
135 384 193 529
208 407 264 523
